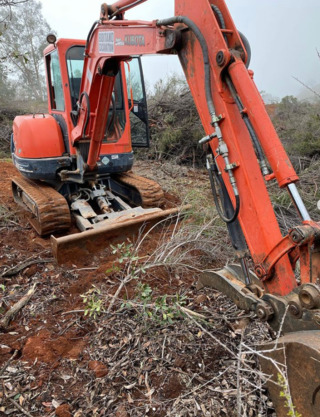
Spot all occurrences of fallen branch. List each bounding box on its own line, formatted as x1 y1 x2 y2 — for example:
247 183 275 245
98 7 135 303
1 258 54 277
0 283 37 330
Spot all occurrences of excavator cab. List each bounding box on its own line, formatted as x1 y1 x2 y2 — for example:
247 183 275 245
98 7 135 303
12 38 150 184
56 40 149 153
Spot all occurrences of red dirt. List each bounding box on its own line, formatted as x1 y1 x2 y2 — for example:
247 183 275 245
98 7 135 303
23 329 88 364
88 360 109 378
55 404 72 417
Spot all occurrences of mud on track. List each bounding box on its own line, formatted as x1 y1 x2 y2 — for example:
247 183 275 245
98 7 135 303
0 160 274 416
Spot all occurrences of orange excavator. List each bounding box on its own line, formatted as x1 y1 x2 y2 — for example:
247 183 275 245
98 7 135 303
11 0 320 414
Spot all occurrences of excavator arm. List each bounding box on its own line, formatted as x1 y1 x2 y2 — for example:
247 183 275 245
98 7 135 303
74 0 320 415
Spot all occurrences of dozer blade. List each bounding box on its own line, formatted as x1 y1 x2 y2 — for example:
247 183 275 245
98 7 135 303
259 331 320 417
51 206 190 264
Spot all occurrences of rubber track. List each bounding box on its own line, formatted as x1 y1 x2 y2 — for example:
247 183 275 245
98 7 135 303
12 176 71 236
116 172 165 208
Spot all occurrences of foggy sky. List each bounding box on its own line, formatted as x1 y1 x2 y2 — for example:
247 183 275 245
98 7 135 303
40 0 320 99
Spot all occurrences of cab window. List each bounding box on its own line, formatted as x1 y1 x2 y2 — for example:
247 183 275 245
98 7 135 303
103 72 126 143
125 57 150 148
46 50 64 111
66 46 85 111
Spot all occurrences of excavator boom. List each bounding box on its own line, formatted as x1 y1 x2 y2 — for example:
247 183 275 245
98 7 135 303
105 0 148 16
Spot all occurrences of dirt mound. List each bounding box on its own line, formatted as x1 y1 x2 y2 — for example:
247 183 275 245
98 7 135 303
23 329 87 364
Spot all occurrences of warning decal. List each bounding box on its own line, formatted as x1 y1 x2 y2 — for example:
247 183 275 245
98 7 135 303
99 31 114 54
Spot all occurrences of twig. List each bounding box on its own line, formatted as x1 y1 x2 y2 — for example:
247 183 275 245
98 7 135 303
292 76 320 99
61 310 85 316
70 267 98 272
107 275 132 313
180 306 207 319
1 258 54 277
180 367 230 400
179 305 236 358
178 305 267 380
0 349 18 376
161 335 167 360
236 330 245 417
8 397 34 417
57 319 77 336
2 381 34 417
0 283 37 329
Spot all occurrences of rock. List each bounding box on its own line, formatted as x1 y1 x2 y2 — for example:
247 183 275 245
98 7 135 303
195 294 207 305
23 264 38 277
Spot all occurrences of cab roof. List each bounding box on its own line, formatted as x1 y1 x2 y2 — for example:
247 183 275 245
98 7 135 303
43 38 86 55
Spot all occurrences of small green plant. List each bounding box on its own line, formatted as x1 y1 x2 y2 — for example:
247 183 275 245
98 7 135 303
121 282 152 313
137 282 153 300
277 373 302 417
110 240 139 264
110 240 146 283
127 282 186 324
80 285 105 319
154 294 186 323
0 284 6 292
105 265 120 275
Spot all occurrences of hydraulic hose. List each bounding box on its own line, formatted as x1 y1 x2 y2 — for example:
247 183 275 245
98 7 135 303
210 5 251 68
85 21 99 52
79 92 91 137
211 4 228 44
224 75 268 175
156 16 217 124
109 0 146 18
211 4 226 29
157 16 240 223
238 31 251 68
208 159 240 224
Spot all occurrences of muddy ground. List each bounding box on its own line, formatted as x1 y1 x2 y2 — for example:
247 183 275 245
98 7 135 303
0 160 274 416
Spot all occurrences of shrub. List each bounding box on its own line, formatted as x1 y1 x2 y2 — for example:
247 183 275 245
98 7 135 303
146 74 205 165
271 96 320 158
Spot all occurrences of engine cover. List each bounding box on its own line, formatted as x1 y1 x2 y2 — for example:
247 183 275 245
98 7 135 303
13 114 66 158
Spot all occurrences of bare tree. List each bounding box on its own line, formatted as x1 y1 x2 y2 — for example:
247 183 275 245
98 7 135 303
0 0 29 22
0 0 51 100
0 0 29 4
